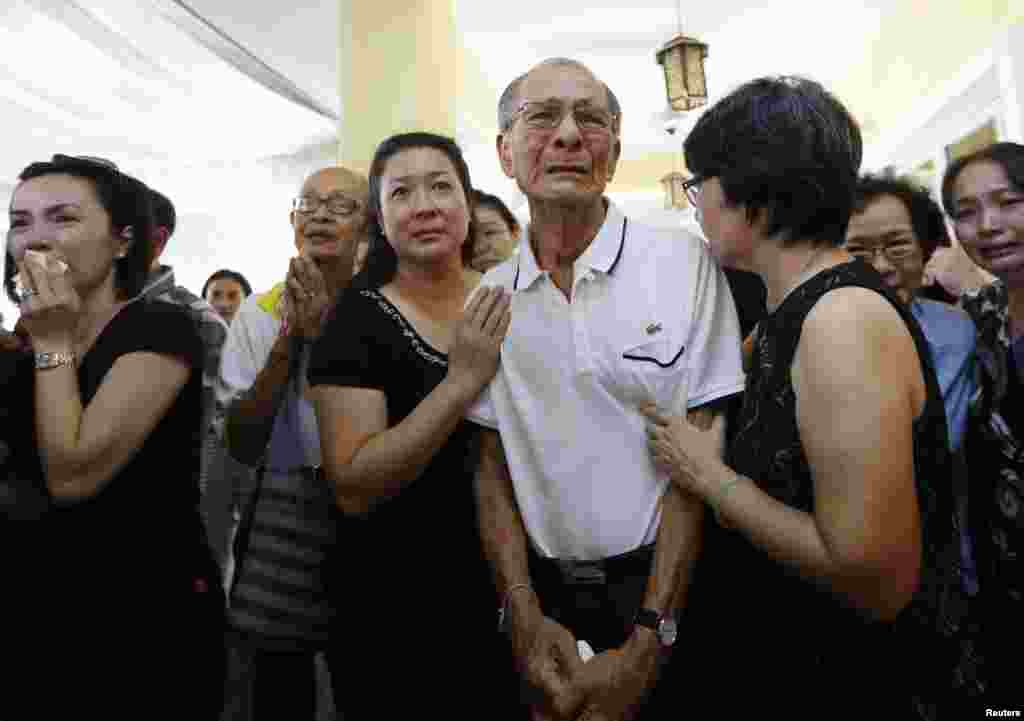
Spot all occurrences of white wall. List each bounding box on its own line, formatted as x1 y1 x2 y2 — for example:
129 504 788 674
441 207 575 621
0 142 339 328
864 21 1024 200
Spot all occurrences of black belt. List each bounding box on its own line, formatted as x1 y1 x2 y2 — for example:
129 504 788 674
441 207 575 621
531 544 655 586
262 464 323 482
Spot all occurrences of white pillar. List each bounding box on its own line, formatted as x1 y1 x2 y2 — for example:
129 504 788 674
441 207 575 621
997 21 1024 143
338 0 458 174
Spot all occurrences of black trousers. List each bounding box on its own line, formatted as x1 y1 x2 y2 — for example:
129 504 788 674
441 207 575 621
223 629 338 721
529 545 686 719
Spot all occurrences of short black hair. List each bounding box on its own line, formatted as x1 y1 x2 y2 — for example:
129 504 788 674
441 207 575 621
471 190 519 234
149 188 176 237
853 174 950 263
201 269 252 299
684 75 862 247
358 132 476 289
941 141 1024 218
5 155 154 305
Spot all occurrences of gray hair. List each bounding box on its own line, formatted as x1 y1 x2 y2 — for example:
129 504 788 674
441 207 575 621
497 58 622 133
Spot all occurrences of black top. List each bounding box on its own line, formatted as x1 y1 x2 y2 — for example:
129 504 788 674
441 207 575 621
308 288 502 692
4 300 216 619
686 261 973 718
722 266 767 340
999 339 1024 441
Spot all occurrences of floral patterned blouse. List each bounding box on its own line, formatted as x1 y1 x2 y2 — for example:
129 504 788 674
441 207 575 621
960 280 1023 700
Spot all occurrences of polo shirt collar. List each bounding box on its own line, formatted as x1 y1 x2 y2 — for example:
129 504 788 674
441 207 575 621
513 199 628 291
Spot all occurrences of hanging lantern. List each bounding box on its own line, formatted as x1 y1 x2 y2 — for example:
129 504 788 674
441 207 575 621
661 171 688 210
656 34 709 112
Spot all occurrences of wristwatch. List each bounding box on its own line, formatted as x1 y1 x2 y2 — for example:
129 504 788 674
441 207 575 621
634 608 678 648
35 351 76 371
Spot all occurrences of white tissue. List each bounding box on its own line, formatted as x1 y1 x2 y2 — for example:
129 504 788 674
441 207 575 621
577 640 595 663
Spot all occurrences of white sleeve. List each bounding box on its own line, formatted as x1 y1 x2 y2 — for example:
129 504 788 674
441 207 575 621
685 245 746 408
466 382 499 429
218 298 276 405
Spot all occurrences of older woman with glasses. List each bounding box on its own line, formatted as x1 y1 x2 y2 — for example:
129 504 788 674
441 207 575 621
2 155 225 717
640 78 978 717
846 175 978 454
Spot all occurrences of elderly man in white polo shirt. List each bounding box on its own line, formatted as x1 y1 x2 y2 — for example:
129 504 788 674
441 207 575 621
471 58 745 720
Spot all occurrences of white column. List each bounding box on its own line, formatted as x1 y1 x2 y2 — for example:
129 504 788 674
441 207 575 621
997 21 1024 143
338 0 458 174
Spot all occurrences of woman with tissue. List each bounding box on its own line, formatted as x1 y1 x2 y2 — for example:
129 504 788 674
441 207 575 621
2 155 224 718
641 78 977 717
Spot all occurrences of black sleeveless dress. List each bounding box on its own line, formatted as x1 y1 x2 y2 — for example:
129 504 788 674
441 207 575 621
684 260 979 719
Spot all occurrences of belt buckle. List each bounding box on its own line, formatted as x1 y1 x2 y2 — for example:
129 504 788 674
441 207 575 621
559 560 606 586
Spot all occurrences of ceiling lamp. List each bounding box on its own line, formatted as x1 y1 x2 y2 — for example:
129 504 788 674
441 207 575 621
660 171 689 211
655 3 708 112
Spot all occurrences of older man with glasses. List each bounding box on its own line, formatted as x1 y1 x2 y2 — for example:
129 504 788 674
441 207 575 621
218 166 369 720
469 58 745 720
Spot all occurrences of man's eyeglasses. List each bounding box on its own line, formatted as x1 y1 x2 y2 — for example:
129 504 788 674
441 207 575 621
846 241 919 263
681 175 704 207
509 101 618 135
292 194 361 217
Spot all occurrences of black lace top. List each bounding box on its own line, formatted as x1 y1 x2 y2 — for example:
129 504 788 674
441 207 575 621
686 261 977 718
307 287 511 713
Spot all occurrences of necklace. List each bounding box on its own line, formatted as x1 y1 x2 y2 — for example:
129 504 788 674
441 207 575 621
775 246 830 309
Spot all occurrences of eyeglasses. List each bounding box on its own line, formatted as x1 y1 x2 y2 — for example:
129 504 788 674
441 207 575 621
509 101 618 135
846 241 919 263
681 175 705 207
292 194 361 217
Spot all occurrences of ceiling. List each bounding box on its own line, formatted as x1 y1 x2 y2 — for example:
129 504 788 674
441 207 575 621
0 0 1020 324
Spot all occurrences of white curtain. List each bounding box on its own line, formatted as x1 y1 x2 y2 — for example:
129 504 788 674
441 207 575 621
0 0 342 323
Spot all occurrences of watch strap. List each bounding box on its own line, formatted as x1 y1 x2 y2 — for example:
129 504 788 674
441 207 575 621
634 607 678 648
634 607 662 632
35 351 76 370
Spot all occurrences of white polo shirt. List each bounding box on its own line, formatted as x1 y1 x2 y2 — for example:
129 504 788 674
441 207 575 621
469 201 745 561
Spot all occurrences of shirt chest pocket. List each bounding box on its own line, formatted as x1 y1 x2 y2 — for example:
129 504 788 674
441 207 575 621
606 327 688 413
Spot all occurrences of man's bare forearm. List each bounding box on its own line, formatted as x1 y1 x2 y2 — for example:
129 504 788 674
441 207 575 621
643 483 704 615
225 334 293 465
474 429 533 602
642 405 721 614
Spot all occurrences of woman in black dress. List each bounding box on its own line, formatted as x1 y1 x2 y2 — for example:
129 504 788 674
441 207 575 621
640 78 976 718
308 133 515 717
2 155 224 717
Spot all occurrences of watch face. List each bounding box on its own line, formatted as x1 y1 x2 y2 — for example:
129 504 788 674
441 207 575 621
659 617 679 646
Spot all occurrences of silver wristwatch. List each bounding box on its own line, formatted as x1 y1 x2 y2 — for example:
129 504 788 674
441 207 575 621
634 608 679 648
35 351 76 370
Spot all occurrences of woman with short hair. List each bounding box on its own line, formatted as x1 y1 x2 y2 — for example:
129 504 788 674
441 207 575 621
641 77 975 717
